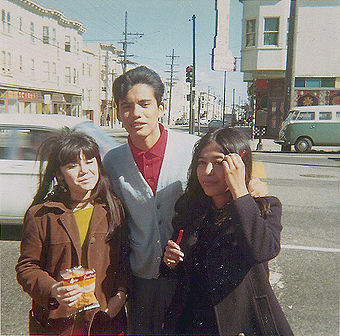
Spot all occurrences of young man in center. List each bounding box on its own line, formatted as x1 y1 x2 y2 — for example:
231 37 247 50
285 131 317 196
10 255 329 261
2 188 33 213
103 65 267 335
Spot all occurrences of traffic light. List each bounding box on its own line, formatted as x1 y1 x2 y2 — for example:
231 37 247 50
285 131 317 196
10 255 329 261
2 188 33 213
233 58 237 71
186 65 193 83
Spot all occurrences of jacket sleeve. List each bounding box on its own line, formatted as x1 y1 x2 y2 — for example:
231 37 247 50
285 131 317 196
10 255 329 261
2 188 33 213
15 209 57 309
231 194 282 264
114 212 132 295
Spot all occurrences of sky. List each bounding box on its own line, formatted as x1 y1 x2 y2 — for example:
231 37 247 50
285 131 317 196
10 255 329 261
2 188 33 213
37 0 248 107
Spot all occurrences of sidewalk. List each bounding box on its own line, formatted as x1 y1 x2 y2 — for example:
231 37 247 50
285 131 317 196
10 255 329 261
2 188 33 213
250 138 281 152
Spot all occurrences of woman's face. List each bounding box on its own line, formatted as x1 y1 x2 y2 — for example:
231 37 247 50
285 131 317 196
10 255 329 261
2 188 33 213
196 141 230 207
59 150 99 201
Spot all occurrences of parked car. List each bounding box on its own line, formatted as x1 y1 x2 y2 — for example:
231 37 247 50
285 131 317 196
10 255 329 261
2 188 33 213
275 105 340 152
0 114 119 224
208 119 223 130
175 117 188 125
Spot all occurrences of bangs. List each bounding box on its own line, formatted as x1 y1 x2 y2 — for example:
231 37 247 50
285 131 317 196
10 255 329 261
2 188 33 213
58 138 98 166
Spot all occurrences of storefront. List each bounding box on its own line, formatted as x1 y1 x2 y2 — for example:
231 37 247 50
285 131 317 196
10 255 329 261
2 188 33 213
0 89 81 116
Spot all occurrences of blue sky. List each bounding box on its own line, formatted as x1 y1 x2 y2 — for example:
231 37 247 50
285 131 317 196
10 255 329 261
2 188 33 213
38 0 247 105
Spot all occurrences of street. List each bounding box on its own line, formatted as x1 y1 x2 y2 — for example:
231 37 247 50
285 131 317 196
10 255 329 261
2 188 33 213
1 150 339 335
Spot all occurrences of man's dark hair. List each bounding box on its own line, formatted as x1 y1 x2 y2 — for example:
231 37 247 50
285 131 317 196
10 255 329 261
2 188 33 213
112 66 164 107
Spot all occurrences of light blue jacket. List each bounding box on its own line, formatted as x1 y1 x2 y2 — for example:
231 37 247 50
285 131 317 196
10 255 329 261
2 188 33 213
104 129 198 279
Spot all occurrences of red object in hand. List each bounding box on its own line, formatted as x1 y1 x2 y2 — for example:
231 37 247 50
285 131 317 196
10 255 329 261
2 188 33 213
240 150 246 158
176 229 184 245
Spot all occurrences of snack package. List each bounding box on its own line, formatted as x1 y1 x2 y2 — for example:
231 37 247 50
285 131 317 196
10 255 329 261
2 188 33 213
61 266 100 314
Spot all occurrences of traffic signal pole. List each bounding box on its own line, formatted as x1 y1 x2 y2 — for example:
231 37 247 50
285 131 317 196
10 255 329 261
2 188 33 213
189 14 196 134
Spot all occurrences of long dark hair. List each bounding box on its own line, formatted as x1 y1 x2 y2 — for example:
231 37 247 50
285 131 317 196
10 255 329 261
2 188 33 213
31 127 123 240
181 127 269 218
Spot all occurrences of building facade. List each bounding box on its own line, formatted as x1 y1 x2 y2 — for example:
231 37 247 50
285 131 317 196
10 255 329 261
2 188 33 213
81 42 123 126
0 0 85 116
239 0 340 138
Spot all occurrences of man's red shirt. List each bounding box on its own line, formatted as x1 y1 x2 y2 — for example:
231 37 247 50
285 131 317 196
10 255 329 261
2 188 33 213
128 124 168 195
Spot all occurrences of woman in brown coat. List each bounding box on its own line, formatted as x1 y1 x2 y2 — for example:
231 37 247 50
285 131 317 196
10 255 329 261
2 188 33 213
16 128 130 335
163 127 293 335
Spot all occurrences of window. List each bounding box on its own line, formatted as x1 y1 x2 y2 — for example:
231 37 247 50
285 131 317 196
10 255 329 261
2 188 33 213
264 17 279 46
65 35 71 52
321 78 335 87
43 26 49 44
319 112 332 120
52 28 56 46
6 12 10 33
88 64 92 77
65 66 71 83
7 52 11 71
82 63 85 76
52 62 56 81
30 22 35 43
31 58 35 76
1 51 5 71
1 10 5 31
19 16 22 31
295 78 336 88
87 89 92 103
336 112 340 120
73 68 77 84
295 78 305 87
296 112 315 121
246 19 256 47
305 78 320 88
42 61 50 81
19 55 23 71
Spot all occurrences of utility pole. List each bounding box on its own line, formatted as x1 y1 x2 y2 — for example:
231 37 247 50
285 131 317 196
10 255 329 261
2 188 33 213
222 71 227 125
232 88 236 125
284 0 298 120
189 14 196 134
105 50 109 126
119 11 144 73
165 49 179 125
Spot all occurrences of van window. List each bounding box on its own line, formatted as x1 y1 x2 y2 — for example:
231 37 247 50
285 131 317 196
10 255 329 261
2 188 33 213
296 112 315 121
319 112 332 120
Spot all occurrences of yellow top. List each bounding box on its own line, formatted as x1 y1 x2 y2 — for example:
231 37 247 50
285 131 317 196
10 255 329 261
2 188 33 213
74 206 94 246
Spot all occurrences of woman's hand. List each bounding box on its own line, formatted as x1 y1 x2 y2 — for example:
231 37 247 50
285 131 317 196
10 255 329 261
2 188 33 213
163 240 184 269
50 281 83 308
105 290 127 319
222 153 248 199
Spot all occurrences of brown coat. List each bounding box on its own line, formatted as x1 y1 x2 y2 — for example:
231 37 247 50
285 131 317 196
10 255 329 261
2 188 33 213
16 200 130 335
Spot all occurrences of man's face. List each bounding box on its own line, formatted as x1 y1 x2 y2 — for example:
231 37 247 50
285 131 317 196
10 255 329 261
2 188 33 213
117 84 164 143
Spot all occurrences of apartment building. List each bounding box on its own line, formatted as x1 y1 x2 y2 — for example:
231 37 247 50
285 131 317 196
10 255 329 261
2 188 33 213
0 0 85 116
238 0 340 137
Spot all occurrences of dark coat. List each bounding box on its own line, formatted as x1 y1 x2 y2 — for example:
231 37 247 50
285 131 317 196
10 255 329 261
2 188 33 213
16 200 130 335
163 194 293 336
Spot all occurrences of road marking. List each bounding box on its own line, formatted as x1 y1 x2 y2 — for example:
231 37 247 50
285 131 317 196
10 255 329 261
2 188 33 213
252 162 266 178
282 244 340 253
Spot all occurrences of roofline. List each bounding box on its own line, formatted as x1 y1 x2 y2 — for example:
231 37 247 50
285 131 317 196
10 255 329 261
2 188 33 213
10 0 86 34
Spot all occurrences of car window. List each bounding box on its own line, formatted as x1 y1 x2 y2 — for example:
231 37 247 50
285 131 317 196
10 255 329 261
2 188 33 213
296 112 315 121
0 127 50 160
319 112 332 120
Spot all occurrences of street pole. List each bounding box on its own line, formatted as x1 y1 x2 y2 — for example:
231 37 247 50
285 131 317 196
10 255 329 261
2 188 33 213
189 14 196 134
222 71 226 125
284 0 298 120
166 49 179 125
123 11 128 74
232 88 235 125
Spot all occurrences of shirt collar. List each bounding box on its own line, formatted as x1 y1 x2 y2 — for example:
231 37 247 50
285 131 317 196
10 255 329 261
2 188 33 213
128 124 167 158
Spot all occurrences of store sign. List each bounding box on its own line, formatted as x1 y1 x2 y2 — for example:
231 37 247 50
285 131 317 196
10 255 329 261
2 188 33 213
18 91 37 101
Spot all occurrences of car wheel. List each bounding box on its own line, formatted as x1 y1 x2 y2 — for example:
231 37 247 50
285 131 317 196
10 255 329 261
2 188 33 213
281 144 291 152
294 137 312 153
